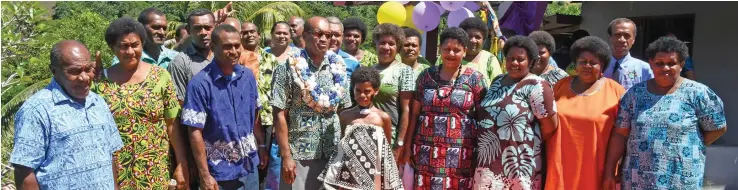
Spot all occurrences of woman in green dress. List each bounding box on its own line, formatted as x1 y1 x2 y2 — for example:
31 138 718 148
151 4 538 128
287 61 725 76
370 23 415 160
92 17 189 190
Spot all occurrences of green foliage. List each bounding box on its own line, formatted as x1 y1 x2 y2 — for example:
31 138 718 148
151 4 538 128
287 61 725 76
545 1 582 17
234 2 305 43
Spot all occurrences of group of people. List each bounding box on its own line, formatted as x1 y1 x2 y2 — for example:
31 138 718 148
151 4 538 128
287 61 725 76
9 4 727 190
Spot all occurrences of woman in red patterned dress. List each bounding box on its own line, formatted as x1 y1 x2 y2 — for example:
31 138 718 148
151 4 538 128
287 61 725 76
400 27 487 190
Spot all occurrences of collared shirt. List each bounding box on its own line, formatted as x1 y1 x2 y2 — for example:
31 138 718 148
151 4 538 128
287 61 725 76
373 61 415 145
168 44 213 101
181 62 260 181
336 49 360 78
111 45 179 69
243 47 279 126
603 53 654 90
10 79 122 190
270 50 351 160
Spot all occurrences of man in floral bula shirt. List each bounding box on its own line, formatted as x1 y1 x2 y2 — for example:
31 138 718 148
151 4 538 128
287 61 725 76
271 17 351 190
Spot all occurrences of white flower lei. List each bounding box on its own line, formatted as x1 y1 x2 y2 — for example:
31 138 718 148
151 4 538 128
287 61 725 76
289 50 347 113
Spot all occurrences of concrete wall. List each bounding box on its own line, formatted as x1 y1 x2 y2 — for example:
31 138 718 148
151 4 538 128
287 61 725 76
580 1 738 146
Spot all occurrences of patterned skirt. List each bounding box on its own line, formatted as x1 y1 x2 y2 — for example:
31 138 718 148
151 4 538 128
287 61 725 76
318 124 403 190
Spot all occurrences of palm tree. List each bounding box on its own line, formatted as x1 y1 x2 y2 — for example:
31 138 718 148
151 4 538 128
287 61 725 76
233 2 305 44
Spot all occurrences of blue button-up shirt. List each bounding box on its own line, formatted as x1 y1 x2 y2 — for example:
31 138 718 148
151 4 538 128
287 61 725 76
337 49 360 77
10 79 122 190
111 45 179 69
603 53 654 90
181 62 260 181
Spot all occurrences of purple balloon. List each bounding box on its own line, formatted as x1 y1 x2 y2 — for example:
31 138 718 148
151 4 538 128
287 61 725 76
412 2 441 32
465 1 480 12
431 2 446 14
447 7 474 27
440 1 465 12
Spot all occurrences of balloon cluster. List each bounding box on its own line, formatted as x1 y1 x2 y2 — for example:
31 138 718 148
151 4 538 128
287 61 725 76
377 1 480 32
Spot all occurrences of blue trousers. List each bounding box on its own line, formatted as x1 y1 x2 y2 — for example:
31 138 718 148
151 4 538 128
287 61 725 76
264 139 282 190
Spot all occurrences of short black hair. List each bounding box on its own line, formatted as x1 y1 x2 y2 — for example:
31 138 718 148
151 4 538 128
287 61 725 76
175 24 187 39
351 66 381 89
572 29 590 41
529 30 556 54
403 28 422 46
187 9 214 27
570 36 612 71
440 27 471 49
211 24 240 45
372 23 405 47
502 35 539 65
105 16 148 48
607 18 637 37
459 17 488 40
646 36 689 63
138 7 165 25
342 17 367 43
271 21 290 34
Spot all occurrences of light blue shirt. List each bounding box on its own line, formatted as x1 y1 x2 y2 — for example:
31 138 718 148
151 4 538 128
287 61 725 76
10 79 122 190
603 53 654 90
111 45 179 69
336 49 360 77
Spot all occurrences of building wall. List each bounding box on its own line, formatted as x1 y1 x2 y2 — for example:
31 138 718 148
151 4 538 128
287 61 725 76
580 1 738 146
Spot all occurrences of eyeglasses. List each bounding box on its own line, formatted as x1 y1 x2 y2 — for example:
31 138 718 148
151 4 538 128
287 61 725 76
309 30 332 39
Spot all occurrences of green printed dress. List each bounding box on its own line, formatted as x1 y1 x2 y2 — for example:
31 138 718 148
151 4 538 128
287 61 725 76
92 66 181 189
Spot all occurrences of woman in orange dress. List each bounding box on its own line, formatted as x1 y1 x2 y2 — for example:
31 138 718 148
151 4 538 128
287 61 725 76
544 36 625 190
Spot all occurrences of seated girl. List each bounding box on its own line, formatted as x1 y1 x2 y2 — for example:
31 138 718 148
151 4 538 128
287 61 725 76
318 67 404 190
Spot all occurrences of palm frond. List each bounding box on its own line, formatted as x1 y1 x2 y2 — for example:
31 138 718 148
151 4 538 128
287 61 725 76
166 20 184 39
1 77 51 127
243 2 304 39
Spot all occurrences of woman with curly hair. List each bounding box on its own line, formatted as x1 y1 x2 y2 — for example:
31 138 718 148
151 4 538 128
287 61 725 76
473 35 558 190
602 37 727 190
529 31 569 87
342 17 378 67
543 36 625 190
370 23 415 161
92 17 189 189
454 17 504 84
401 27 487 190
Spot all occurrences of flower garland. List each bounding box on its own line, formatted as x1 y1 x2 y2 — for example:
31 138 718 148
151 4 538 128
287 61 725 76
289 50 347 113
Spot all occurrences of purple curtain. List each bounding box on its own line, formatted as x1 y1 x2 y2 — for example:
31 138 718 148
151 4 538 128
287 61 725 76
499 1 549 36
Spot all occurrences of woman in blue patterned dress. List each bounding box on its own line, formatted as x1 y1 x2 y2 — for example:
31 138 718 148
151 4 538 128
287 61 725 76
602 37 727 190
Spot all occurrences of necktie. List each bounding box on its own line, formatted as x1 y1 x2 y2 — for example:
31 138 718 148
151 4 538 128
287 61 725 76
612 59 622 82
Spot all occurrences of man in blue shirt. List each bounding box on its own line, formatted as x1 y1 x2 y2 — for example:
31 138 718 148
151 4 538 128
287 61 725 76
111 8 179 69
182 24 265 190
326 16 361 78
604 18 654 90
11 40 123 190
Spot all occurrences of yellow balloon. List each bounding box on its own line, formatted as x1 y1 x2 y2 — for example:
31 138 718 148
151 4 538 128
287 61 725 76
377 2 406 26
402 5 422 33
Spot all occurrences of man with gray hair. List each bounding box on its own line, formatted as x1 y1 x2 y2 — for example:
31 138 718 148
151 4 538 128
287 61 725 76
11 40 122 189
326 16 360 77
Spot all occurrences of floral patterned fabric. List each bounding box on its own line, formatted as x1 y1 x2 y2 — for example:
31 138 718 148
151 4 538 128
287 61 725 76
242 47 279 126
92 66 181 189
270 50 351 160
411 66 487 190
539 67 569 88
474 74 557 190
359 51 378 67
616 79 726 189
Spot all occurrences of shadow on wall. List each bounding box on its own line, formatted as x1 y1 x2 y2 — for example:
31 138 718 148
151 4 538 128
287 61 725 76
704 146 738 190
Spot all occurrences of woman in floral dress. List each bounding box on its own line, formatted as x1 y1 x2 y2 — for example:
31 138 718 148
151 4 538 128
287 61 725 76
602 37 727 190
473 36 559 190
92 17 188 189
401 27 487 190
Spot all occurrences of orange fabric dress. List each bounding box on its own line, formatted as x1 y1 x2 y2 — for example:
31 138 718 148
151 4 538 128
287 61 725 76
544 76 625 190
